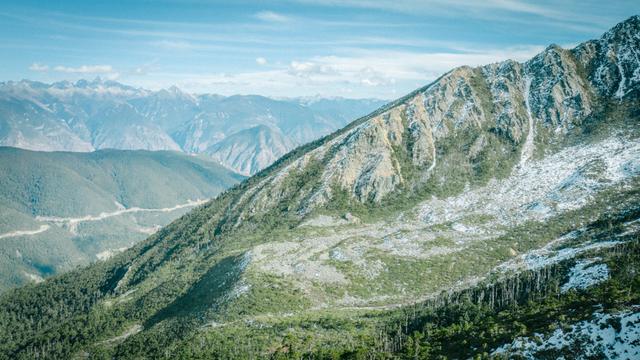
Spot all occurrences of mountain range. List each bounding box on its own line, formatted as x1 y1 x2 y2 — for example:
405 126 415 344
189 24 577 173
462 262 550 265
0 148 243 292
0 15 639 359
0 81 385 175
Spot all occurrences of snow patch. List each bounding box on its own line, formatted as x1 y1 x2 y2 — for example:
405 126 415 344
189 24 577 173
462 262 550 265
23 272 43 283
497 239 621 274
418 136 640 233
561 259 610 293
615 56 628 99
519 76 536 167
492 309 640 359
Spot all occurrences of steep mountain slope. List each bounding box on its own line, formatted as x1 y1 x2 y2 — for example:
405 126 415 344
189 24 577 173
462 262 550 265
0 86 94 151
0 79 179 152
127 86 200 133
0 148 243 292
88 103 182 152
0 82 385 174
0 16 639 359
205 125 295 176
170 94 386 173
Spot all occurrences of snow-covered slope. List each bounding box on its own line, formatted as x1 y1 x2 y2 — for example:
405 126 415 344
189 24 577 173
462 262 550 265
493 309 640 359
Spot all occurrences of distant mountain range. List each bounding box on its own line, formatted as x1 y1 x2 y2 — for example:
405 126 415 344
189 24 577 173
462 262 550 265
0 80 386 175
0 147 243 291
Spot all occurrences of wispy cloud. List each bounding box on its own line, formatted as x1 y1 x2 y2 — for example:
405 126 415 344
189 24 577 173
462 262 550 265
288 60 339 77
29 63 49 72
288 0 619 31
281 44 544 86
254 11 290 23
147 44 545 98
3 0 631 99
53 65 114 74
26 62 120 78
288 0 562 18
128 60 160 76
150 40 195 50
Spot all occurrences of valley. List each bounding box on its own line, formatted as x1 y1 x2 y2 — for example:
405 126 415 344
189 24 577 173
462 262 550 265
0 148 243 291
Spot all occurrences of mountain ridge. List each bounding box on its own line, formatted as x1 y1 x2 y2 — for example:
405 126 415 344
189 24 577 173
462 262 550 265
205 125 295 176
0 15 638 359
214 15 639 223
0 80 386 174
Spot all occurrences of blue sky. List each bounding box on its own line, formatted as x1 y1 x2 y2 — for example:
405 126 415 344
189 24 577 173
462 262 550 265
1 0 638 99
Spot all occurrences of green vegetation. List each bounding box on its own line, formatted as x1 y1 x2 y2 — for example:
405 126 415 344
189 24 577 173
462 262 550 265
0 87 635 360
156 235 640 360
0 176 635 359
0 18 639 359
0 147 243 291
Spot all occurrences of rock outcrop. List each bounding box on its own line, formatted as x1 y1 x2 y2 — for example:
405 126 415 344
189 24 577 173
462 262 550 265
221 16 640 226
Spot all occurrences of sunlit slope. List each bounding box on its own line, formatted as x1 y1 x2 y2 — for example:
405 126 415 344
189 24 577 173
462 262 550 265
0 15 638 359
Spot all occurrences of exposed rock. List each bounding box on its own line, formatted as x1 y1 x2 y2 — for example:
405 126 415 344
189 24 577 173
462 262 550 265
344 212 361 224
226 16 640 225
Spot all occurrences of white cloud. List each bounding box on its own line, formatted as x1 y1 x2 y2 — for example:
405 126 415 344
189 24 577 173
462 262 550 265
290 0 560 19
256 57 268 65
283 44 544 86
53 65 114 74
145 44 544 99
288 0 615 30
288 61 338 77
49 64 120 80
255 11 290 23
29 63 49 72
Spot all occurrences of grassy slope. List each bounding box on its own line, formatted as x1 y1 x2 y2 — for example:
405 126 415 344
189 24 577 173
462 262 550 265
0 148 243 291
0 38 638 358
122 199 640 359
0 93 635 359
0 147 243 216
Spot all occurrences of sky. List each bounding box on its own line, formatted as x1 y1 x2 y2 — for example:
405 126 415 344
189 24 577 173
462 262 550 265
0 1 638 99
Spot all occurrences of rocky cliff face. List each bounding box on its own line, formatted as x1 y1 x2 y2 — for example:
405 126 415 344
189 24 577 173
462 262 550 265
220 16 639 225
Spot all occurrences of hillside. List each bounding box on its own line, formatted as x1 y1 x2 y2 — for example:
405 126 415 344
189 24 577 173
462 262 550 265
0 148 243 291
0 16 639 359
0 82 386 174
205 125 295 176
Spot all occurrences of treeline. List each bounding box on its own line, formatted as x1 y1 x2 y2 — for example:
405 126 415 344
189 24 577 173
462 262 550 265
267 239 639 359
119 236 638 360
